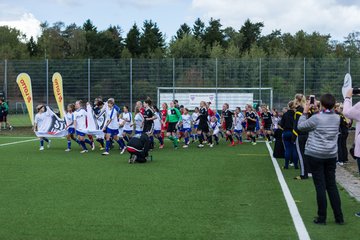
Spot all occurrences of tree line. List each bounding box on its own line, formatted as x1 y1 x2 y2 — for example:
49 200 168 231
1 18 360 60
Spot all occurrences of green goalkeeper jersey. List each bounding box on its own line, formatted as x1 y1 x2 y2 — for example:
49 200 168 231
166 107 182 123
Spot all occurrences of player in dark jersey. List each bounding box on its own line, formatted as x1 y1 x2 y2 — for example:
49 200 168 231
246 104 257 145
197 101 213 148
221 103 235 146
261 105 273 142
143 98 157 149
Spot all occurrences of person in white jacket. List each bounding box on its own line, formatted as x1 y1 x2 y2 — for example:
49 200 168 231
342 88 360 218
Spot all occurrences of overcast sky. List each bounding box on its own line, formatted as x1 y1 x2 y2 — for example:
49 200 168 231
1 0 359 42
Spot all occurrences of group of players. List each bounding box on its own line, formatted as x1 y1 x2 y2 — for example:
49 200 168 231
34 97 277 154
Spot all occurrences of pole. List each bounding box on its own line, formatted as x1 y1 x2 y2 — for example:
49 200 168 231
46 59 49 105
130 58 133 112
348 58 351 74
259 58 262 105
172 58 175 100
215 58 218 111
303 58 306 95
4 59 7 99
88 58 91 102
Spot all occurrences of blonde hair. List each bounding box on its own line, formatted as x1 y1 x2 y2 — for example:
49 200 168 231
294 94 306 108
288 100 295 109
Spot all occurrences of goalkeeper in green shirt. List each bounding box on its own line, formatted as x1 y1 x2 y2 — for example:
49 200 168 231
163 101 182 149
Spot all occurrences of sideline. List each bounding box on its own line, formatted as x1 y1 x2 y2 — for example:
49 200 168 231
265 142 311 240
0 138 38 147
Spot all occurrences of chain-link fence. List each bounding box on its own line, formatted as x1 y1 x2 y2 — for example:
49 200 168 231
1 58 358 127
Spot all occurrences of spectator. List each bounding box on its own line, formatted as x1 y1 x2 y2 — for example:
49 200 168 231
0 98 13 130
335 103 351 166
279 101 298 169
343 89 360 175
298 93 344 225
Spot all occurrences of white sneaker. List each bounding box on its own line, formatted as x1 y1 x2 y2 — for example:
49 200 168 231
183 145 189 148
337 162 344 166
198 144 204 148
120 147 127 154
47 140 51 148
80 150 88 153
91 142 95 151
65 148 71 152
102 151 109 155
209 144 214 148
289 163 294 167
39 146 44 151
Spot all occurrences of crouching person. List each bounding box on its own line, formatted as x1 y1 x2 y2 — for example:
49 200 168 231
127 133 151 163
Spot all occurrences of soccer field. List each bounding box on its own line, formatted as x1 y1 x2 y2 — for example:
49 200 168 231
0 138 359 240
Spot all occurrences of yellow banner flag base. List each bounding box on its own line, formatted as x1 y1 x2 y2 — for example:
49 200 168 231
52 72 65 119
16 73 34 126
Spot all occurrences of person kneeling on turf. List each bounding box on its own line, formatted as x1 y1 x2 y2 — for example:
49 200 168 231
127 133 151 163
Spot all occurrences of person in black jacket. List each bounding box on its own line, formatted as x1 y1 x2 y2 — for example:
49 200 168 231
127 133 151 163
293 94 309 180
279 101 298 169
335 103 351 166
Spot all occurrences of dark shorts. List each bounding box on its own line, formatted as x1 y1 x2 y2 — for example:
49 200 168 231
225 122 233 131
198 123 209 133
143 124 154 134
167 122 177 133
264 125 272 131
68 128 75 135
247 125 256 132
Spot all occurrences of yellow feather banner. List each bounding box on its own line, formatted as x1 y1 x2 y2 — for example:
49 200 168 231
16 73 34 125
52 72 65 119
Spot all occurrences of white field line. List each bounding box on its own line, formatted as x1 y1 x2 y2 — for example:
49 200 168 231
0 138 38 147
265 142 311 240
0 136 36 139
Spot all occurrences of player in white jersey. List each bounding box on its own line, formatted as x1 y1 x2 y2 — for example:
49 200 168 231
210 116 221 146
73 100 90 153
34 104 51 150
121 106 133 142
102 99 123 155
191 107 200 142
234 107 245 144
180 108 192 148
153 106 164 149
64 103 79 151
117 118 127 154
134 107 144 134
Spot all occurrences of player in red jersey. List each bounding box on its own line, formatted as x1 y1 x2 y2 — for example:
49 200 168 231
160 102 168 141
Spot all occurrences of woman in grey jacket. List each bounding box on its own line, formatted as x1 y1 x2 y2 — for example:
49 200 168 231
298 93 344 225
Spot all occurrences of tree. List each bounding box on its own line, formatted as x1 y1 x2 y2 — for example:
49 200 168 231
169 34 204 58
27 36 39 57
239 19 264 53
0 26 28 59
175 23 191 40
125 23 141 57
193 18 205 40
139 20 165 58
203 18 225 48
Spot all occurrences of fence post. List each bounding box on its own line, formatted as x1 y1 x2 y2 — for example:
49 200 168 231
215 58 218 111
303 57 306 95
130 58 133 112
4 59 7 99
172 58 175 100
88 58 91 102
46 59 49 105
259 58 262 104
348 58 351 74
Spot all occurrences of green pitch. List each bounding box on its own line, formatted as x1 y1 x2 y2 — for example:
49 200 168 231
0 138 359 240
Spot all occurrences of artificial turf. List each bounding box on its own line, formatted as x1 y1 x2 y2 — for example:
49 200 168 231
0 138 359 240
